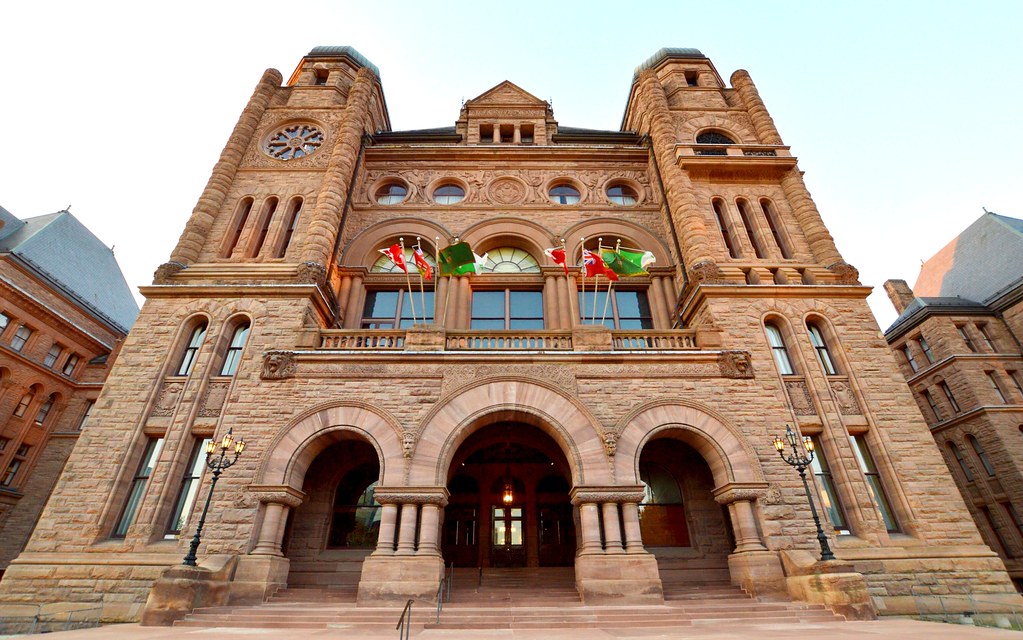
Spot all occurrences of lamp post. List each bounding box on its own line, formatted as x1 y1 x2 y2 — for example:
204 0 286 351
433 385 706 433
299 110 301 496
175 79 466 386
772 424 835 562
182 428 246 567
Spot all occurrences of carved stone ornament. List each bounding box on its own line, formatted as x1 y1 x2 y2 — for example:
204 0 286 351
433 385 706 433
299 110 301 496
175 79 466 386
830 380 862 415
402 431 416 459
763 485 784 505
198 381 230 417
785 379 817 416
488 177 527 205
151 381 185 417
712 483 769 505
603 431 618 458
719 351 754 379
827 261 861 285
248 485 306 508
261 351 296 380
153 261 187 283
688 260 724 285
296 261 326 284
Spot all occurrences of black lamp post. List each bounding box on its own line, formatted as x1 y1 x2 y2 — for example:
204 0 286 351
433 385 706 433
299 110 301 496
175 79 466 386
182 428 246 567
772 424 835 562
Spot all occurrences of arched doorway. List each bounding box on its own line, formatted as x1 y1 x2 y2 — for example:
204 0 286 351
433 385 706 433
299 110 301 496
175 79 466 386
443 422 575 568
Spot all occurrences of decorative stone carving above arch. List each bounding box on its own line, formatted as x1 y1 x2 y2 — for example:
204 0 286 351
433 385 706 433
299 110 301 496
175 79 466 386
340 217 452 267
561 218 673 266
253 400 405 491
413 377 611 486
614 398 765 489
677 114 758 146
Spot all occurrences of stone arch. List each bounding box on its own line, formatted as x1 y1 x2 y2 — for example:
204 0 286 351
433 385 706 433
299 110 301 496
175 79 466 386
255 400 405 491
340 217 453 267
459 217 555 264
411 377 610 486
614 399 764 489
679 114 758 145
562 218 673 266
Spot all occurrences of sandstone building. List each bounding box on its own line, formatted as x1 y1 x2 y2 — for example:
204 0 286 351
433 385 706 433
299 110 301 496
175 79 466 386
884 211 1023 587
0 205 138 576
0 47 1017 623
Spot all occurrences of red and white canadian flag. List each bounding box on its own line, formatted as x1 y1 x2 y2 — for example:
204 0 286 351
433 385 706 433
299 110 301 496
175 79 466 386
379 243 407 273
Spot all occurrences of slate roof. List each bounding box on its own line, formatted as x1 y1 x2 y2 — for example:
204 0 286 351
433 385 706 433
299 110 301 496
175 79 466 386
306 46 379 77
634 48 706 78
0 209 139 334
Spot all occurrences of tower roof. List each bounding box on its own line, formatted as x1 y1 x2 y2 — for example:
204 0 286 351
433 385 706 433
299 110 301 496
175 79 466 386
305 46 380 77
633 48 707 78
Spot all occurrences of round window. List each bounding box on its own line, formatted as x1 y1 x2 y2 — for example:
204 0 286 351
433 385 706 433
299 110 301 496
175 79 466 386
375 183 408 205
263 123 324 160
607 184 638 205
549 184 580 205
433 184 465 205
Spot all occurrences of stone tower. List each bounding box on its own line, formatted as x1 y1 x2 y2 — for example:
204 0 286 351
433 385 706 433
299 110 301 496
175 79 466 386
0 46 1017 623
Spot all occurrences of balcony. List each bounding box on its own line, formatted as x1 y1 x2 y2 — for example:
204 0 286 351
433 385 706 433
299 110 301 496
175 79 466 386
674 143 796 179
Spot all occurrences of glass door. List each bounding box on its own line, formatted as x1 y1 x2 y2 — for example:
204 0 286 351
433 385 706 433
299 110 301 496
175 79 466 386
491 506 526 567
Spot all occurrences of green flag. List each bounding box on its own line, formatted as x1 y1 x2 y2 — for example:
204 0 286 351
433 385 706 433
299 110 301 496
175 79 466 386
600 247 655 276
438 242 476 276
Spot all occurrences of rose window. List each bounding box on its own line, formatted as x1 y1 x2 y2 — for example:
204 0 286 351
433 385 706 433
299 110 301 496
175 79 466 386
264 124 324 160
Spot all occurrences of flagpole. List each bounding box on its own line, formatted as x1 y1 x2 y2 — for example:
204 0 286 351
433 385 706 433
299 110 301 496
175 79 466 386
415 236 427 322
441 236 454 327
599 239 618 325
592 237 603 324
400 237 416 324
561 237 574 327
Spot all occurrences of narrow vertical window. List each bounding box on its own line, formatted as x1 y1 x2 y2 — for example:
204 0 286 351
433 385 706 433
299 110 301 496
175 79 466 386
809 437 849 533
176 322 208 376
807 323 837 375
980 506 1012 557
919 337 935 363
34 393 56 425
1 445 30 487
712 199 739 258
850 434 899 532
957 326 976 352
223 197 254 258
736 199 764 258
987 372 1008 403
44 344 62 368
0 312 9 333
220 322 250 376
166 438 212 537
13 390 34 417
922 390 942 422
765 323 794 375
113 437 164 538
276 197 303 258
1002 502 1023 541
61 353 80 376
313 69 329 86
902 345 919 373
1008 371 1023 400
250 197 279 258
78 401 94 430
977 324 996 352
10 326 31 351
759 199 792 259
946 441 973 481
967 435 996 477
939 381 960 414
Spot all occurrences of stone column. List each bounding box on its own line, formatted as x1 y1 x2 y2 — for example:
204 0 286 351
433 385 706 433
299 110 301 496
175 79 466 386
248 485 306 556
621 502 645 553
577 503 602 554
300 67 378 270
416 503 442 556
513 125 521 144
335 273 353 324
712 484 768 553
251 503 287 556
780 170 854 280
567 273 581 327
492 124 501 143
729 70 783 145
558 275 573 327
601 502 624 554
543 272 561 328
374 502 399 555
435 277 450 328
343 274 364 328
166 68 282 268
456 276 471 329
395 503 419 555
636 69 720 285
646 276 668 330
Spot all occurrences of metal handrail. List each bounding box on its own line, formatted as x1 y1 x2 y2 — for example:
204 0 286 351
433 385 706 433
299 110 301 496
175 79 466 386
396 599 413 640
435 562 453 624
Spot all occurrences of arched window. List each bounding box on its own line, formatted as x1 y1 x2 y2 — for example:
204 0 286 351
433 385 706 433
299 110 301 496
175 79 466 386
249 197 279 257
606 184 638 205
946 441 973 482
223 197 254 258
12 388 36 417
370 246 437 273
736 199 765 259
759 199 792 259
481 247 540 273
696 131 736 145
176 322 208 376
433 184 465 204
807 322 838 375
275 197 303 258
967 435 996 477
765 323 794 375
639 461 690 546
549 184 580 205
220 322 250 376
375 183 408 205
328 463 381 548
34 393 57 425
712 199 740 258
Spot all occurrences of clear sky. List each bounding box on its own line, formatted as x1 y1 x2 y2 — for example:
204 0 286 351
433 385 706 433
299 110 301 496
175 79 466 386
1 1 1019 330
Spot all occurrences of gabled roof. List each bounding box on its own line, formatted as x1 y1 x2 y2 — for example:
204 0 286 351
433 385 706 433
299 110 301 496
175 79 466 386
0 209 139 333
466 81 547 107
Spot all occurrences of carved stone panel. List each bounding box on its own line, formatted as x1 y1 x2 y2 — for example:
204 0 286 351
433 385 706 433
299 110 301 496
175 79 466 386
784 379 816 416
199 381 230 417
830 379 862 415
151 381 185 417
718 351 754 378
488 177 527 205
262 351 296 380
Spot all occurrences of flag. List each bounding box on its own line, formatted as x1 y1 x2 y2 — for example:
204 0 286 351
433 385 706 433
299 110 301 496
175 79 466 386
378 243 407 273
582 248 618 281
438 241 476 276
601 247 655 277
454 251 489 275
412 248 433 280
544 247 569 274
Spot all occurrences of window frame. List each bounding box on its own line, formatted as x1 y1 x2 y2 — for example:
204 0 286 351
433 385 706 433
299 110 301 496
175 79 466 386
165 437 212 537
606 184 638 206
176 322 208 377
432 184 465 205
807 323 838 375
967 434 996 477
764 323 795 375
578 289 653 330
10 325 32 352
987 371 1008 403
44 343 62 368
946 441 974 482
34 393 56 425
361 289 435 329
918 336 935 363
113 437 164 538
61 353 80 376
548 184 580 205
902 345 919 373
375 183 408 205
957 325 977 352
472 289 544 330
808 436 850 534
13 389 35 418
219 322 251 376
850 434 900 533
939 381 961 414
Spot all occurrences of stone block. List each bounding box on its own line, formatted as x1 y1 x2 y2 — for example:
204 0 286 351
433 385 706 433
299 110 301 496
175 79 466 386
356 555 444 604
575 553 663 604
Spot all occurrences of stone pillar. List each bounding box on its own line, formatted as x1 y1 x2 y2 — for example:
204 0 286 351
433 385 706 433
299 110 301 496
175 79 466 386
601 502 624 554
395 503 419 555
417 503 442 556
577 502 602 554
492 124 501 143
374 502 399 555
729 70 783 145
457 276 471 329
435 276 450 328
621 502 644 553
780 169 849 274
167 68 282 267
558 275 573 327
713 485 768 553
513 125 521 144
646 275 668 330
335 273 353 323
543 272 561 328
567 273 581 326
249 486 306 556
251 503 287 556
300 67 378 270
636 69 720 285
343 274 363 328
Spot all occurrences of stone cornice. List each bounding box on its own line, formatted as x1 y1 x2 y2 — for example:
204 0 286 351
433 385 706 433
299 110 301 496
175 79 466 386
570 485 646 505
139 283 334 321
364 145 650 165
680 284 872 322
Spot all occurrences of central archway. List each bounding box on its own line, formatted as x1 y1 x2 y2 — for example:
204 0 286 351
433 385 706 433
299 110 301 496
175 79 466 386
443 422 575 568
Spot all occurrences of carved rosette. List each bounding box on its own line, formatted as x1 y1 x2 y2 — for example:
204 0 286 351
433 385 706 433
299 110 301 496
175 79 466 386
487 177 527 205
830 380 862 415
570 486 646 505
248 485 306 508
785 379 817 416
719 351 754 379
151 381 185 417
261 351 296 380
198 381 230 417
712 483 769 505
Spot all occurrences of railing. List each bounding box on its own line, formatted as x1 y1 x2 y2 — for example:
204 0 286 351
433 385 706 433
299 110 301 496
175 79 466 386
612 331 698 350
396 598 414 640
913 591 1023 630
0 604 103 634
435 563 453 624
320 330 405 349
446 331 573 351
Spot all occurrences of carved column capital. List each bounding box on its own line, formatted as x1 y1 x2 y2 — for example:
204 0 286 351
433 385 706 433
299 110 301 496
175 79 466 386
248 484 306 508
373 486 449 506
570 485 646 506
712 482 769 505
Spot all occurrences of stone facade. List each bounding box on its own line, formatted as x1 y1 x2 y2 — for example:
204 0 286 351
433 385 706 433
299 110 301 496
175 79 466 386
0 47 1019 623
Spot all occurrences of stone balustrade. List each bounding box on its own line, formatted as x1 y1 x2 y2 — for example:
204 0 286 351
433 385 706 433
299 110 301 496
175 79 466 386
317 327 702 352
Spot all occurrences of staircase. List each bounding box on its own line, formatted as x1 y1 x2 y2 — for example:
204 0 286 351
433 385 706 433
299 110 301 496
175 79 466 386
174 567 846 633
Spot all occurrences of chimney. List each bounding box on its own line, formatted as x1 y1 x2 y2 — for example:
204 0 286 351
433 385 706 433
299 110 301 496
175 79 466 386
884 279 916 314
